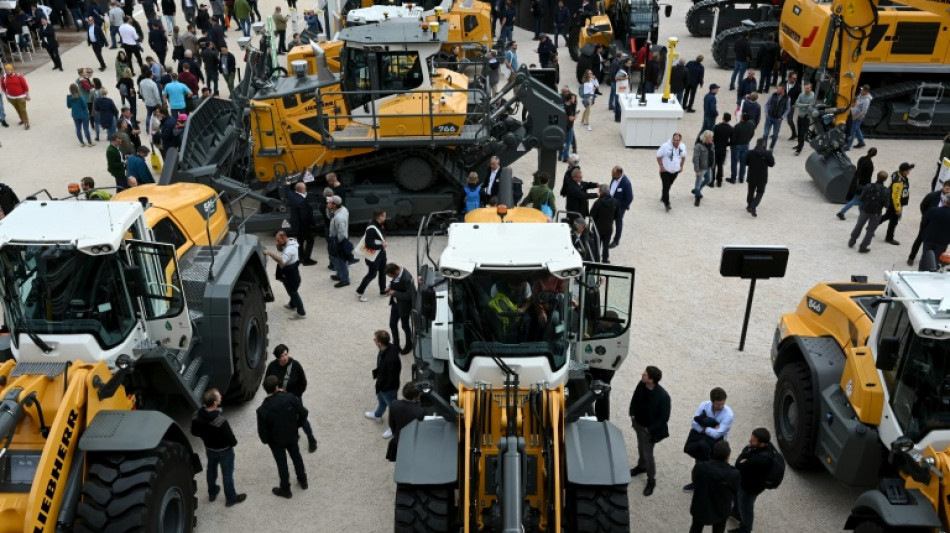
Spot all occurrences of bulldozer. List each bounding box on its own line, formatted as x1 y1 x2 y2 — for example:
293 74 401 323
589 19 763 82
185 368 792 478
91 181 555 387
393 178 636 531
771 263 950 530
175 17 566 233
567 0 671 62
0 182 273 532
776 0 950 202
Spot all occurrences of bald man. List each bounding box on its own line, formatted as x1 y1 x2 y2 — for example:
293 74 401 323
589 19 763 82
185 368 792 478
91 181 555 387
287 181 317 266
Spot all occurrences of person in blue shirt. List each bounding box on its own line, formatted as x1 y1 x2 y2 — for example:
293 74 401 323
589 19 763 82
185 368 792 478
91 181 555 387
162 72 192 114
684 387 734 492
125 145 155 184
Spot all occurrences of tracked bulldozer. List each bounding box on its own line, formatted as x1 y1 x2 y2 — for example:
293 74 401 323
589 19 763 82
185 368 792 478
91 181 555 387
0 182 273 532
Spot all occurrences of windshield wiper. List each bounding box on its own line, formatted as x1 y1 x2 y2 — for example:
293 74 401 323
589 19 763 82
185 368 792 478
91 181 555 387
1 295 53 354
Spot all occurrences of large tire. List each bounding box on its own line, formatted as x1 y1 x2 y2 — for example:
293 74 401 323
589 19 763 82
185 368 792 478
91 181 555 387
224 280 268 402
76 439 197 533
773 362 819 469
394 484 456 533
852 520 886 533
567 484 630 532
568 25 581 61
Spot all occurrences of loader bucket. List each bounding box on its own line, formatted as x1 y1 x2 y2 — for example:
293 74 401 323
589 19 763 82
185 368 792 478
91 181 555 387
175 97 244 184
806 151 855 204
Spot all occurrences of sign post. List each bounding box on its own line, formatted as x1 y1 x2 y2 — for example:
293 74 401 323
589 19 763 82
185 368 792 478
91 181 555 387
720 246 789 351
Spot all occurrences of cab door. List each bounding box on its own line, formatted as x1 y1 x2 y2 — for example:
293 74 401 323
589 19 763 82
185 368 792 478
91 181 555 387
126 240 193 350
575 263 635 371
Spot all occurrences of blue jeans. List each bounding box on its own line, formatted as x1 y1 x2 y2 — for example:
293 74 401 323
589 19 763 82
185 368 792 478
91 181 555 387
109 25 119 47
145 104 157 133
1 96 8 121
206 70 219 94
74 117 92 144
731 144 749 181
846 118 865 149
839 194 862 215
763 116 783 149
613 207 627 244
560 128 575 160
730 60 747 88
374 390 398 418
499 25 513 44
206 448 238 502
608 80 616 110
239 17 251 36
331 254 350 284
693 169 712 197
731 486 759 533
555 23 565 46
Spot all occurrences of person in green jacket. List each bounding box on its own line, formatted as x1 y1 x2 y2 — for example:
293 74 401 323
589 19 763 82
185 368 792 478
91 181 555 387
519 172 556 217
106 135 127 189
234 0 252 37
272 6 288 54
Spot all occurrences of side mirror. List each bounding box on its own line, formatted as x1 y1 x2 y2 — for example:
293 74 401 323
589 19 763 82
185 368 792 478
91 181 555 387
664 4 672 17
876 336 901 370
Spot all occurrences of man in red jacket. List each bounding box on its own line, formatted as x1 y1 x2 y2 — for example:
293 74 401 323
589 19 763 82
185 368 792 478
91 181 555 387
1 64 30 129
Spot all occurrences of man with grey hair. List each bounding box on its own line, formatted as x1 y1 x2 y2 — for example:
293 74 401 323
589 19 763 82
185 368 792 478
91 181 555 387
327 196 351 288
693 130 715 206
669 58 690 109
590 183 619 262
563 167 598 220
481 156 505 203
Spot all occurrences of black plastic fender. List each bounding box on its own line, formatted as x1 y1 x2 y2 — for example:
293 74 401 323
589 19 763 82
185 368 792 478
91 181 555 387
564 418 632 486
79 410 201 471
845 487 941 530
773 335 847 403
394 418 458 486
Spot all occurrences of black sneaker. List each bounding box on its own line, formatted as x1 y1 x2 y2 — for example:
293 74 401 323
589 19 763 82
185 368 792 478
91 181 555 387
858 248 871 253
836 212 846 221
225 494 247 507
272 487 292 499
886 239 901 246
309 440 318 453
299 480 309 490
643 479 656 496
330 275 341 281
334 281 351 288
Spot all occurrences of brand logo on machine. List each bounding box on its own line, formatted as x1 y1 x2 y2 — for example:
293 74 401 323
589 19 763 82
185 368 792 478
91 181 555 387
807 297 826 315
792 5 801 15
433 123 459 134
195 197 218 221
34 409 79 532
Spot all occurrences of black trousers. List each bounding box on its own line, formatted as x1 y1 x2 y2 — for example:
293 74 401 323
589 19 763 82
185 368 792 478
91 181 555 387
689 519 726 533
122 43 144 72
92 42 106 68
714 150 727 184
683 83 698 110
746 179 767 210
296 227 314 262
276 28 286 53
880 207 901 241
660 171 679 206
268 441 306 491
47 45 63 69
390 305 412 350
786 109 796 137
794 115 809 151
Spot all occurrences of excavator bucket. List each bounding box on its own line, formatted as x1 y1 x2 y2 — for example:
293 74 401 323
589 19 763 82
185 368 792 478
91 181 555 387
174 97 245 185
805 151 855 204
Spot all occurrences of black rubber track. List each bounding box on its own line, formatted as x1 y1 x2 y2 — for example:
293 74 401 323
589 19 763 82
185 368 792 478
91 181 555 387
711 21 778 69
568 484 630 532
394 484 455 533
76 439 197 533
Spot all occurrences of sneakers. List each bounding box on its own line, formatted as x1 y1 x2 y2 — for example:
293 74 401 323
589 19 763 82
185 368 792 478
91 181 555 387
854 143 866 148
289 313 306 320
383 428 393 439
334 281 350 288
358 293 368 302
364 411 382 422
836 212 846 221
587 125 592 131
225 494 247 507
272 487 292 499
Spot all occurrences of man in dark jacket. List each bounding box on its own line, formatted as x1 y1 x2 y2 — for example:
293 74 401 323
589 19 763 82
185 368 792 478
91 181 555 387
701 85 720 135
190 388 247 507
689 441 740 533
87 16 108 71
386 382 425 461
908 180 950 265
385 263 416 354
287 181 317 265
265 344 318 452
608 166 633 248
756 34 779 93
684 55 705 113
736 71 756 107
729 33 751 90
365 330 402 438
838 147 877 220
732 428 777 533
880 162 914 245
849 171 890 253
729 113 756 184
39 19 63 71
629 365 671 497
590 184 618 262
920 197 950 261
744 138 775 217
762 85 789 150
712 113 734 187
481 156 507 204
784 72 801 139
564 167 598 218
670 58 690 108
257 375 309 498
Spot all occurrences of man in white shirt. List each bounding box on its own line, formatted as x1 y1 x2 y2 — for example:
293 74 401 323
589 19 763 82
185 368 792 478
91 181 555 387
656 133 687 212
107 2 125 48
481 156 505 204
118 16 144 74
264 231 306 319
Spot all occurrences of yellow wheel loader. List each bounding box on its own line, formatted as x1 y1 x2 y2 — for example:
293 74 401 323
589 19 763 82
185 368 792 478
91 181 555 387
393 178 637 532
772 265 950 531
0 182 273 532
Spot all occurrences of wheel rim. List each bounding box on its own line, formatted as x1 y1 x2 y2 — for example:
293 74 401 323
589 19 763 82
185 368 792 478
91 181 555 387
779 389 797 440
245 316 262 370
159 486 185 533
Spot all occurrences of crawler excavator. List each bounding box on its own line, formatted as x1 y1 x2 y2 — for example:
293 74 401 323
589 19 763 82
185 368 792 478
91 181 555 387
176 17 566 232
687 0 782 39
776 0 950 202
0 182 272 532
393 178 636 532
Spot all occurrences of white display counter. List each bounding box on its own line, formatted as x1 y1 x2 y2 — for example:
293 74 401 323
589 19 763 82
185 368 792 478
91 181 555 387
619 93 685 148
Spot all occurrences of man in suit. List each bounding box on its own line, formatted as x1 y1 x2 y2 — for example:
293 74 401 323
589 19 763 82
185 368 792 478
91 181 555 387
256 376 309 499
39 19 63 71
629 365 671 497
120 107 142 149
689 441 740 533
481 156 506 204
385 263 415 355
106 135 127 189
608 166 633 248
563 167 598 219
219 46 237 97
287 181 317 265
87 16 108 71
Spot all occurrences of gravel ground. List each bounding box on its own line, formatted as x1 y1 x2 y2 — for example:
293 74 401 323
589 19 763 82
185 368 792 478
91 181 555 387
1 0 942 531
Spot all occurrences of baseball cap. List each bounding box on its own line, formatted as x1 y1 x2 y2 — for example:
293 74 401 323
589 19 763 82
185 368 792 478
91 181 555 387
329 195 343 205
709 83 720 89
178 113 188 122
899 162 915 172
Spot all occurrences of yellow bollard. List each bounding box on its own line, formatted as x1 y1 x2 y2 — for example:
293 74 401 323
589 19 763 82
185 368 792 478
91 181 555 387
661 36 678 104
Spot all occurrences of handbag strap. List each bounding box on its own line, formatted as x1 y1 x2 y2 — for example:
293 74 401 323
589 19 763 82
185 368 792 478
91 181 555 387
282 362 293 390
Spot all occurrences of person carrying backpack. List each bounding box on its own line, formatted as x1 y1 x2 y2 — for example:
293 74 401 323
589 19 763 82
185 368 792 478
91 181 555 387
849 170 890 253
460 172 483 215
732 427 782 533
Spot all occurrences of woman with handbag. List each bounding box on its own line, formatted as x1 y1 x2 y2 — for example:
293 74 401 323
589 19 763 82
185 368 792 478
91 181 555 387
355 209 388 302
